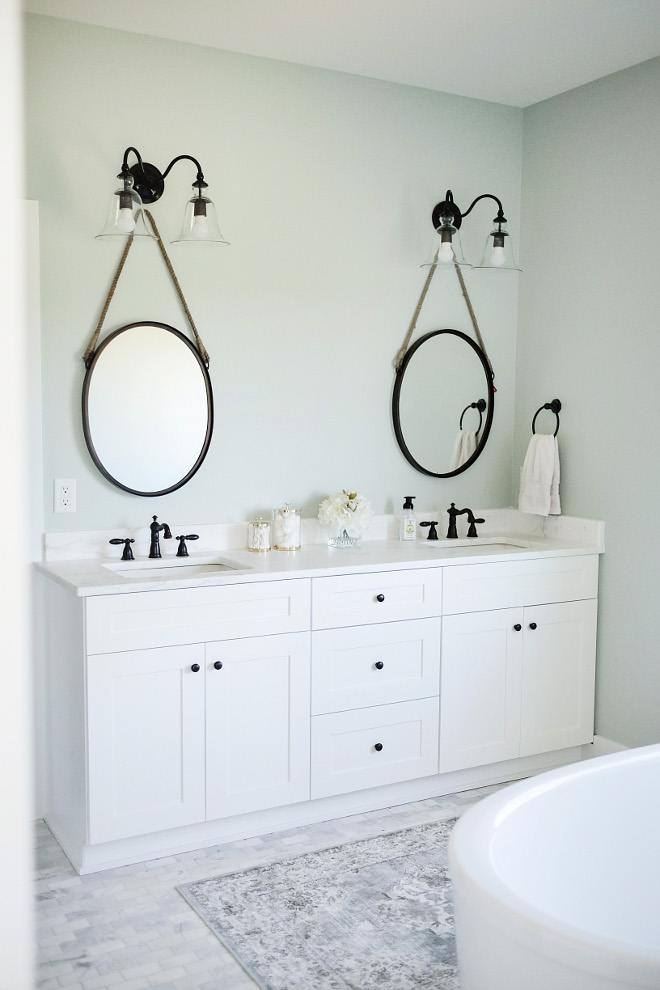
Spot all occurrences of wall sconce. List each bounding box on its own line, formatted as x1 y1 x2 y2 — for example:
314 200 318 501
422 189 520 271
96 146 229 245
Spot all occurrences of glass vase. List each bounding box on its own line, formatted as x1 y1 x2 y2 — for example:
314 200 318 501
327 528 361 549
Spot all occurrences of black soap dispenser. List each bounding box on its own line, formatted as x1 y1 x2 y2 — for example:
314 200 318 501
400 496 417 541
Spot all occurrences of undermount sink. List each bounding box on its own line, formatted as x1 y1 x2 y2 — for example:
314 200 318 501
104 555 243 579
420 537 533 552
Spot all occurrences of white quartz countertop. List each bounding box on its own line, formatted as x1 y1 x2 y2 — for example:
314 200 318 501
38 534 604 597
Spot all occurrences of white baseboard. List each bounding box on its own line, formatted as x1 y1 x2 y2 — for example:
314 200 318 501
581 734 629 759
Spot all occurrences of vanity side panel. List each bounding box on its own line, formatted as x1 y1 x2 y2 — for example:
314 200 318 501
43 578 87 864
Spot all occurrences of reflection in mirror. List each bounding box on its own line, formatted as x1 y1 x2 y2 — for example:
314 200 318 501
392 329 494 478
83 322 213 496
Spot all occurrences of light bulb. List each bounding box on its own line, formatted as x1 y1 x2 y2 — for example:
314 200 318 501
116 207 136 234
437 241 454 263
490 245 506 267
190 214 208 240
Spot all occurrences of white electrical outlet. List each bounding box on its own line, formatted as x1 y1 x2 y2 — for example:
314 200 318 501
54 478 76 513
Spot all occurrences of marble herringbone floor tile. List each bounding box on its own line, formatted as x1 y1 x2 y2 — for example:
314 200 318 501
36 784 505 988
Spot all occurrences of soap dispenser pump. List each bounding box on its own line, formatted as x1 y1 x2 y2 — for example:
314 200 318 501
400 496 417 541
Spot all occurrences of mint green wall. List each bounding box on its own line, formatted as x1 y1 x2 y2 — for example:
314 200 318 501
517 58 660 746
25 15 522 532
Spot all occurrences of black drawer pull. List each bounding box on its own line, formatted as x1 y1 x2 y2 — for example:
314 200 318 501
191 663 201 673
529 622 538 630
513 623 522 631
213 661 223 670
376 593 385 603
374 742 384 752
374 661 384 670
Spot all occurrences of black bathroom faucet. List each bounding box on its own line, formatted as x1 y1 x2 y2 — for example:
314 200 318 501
149 515 172 558
446 503 485 539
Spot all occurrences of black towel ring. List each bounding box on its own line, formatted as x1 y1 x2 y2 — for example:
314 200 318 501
532 399 561 437
459 398 486 435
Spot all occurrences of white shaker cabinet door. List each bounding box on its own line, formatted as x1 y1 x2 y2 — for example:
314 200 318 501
519 599 597 757
439 608 523 772
87 644 206 843
205 633 311 820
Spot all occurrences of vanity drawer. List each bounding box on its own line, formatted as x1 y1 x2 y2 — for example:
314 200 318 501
442 555 598 615
85 579 311 654
311 618 441 715
311 698 439 799
312 568 442 630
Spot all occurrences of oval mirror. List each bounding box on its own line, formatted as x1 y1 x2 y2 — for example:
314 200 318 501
392 328 494 477
82 322 213 496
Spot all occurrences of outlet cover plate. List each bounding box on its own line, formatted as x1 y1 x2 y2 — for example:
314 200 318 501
54 478 76 513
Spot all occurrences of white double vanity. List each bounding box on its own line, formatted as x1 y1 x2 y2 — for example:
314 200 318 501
39 512 603 873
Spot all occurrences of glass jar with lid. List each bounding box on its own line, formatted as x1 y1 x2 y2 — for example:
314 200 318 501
248 517 271 552
272 503 301 550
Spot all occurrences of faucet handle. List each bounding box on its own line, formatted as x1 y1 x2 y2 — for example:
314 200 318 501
109 537 135 561
420 521 439 540
176 534 199 557
466 516 485 538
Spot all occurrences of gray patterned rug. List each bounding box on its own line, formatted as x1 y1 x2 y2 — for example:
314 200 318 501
178 818 460 989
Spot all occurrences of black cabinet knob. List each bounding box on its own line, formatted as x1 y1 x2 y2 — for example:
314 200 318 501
374 661 384 670
374 742 383 752
213 661 223 670
529 622 538 630
191 663 201 672
513 623 522 631
376 593 385 603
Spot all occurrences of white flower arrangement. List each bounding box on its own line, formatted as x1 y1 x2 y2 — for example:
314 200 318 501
318 489 374 538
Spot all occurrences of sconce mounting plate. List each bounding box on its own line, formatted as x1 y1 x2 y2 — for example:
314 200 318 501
128 161 165 204
431 199 463 231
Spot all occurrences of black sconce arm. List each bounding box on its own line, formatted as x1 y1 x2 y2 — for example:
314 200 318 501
119 146 208 204
161 154 207 189
460 192 507 226
431 188 507 231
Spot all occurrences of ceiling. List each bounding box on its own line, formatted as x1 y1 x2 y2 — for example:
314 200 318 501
23 0 660 107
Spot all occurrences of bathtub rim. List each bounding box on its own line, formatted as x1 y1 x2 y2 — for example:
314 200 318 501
449 743 660 976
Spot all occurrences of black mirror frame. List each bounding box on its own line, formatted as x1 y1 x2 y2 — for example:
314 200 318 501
392 328 494 478
82 321 214 497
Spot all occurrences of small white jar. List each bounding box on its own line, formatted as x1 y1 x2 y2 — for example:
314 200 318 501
273 503 301 550
248 517 271 552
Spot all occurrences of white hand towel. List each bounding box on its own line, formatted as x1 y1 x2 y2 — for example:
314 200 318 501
450 429 477 471
518 434 561 515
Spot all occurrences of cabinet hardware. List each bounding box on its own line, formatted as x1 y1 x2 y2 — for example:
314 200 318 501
213 661 223 670
529 622 538 630
374 661 384 669
376 594 385 602
191 663 201 672
513 623 522 631
374 742 384 752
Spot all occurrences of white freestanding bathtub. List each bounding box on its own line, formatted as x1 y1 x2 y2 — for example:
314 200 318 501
449 744 660 990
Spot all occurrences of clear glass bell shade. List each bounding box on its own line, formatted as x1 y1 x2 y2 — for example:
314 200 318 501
421 222 471 269
171 188 229 244
95 175 153 239
474 223 521 271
